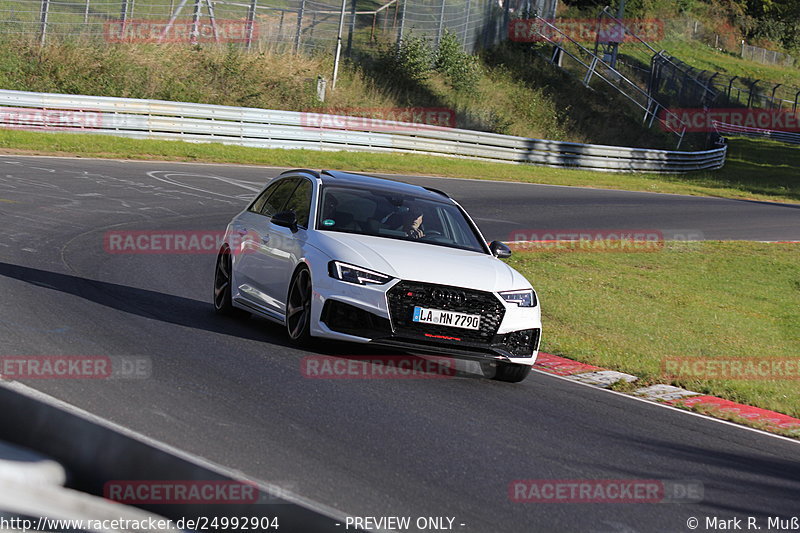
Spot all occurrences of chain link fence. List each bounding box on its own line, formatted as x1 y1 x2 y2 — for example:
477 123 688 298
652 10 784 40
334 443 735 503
0 0 559 54
741 43 794 68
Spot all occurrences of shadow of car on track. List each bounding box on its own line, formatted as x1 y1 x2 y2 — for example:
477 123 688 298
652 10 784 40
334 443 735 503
0 261 486 380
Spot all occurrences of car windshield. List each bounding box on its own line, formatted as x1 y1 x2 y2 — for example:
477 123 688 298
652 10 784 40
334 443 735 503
316 185 486 253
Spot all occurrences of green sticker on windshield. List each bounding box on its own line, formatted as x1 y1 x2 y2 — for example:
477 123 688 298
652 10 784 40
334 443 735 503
323 219 335 226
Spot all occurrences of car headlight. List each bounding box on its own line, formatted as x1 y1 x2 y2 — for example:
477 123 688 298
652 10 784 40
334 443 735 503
329 261 393 285
500 289 537 307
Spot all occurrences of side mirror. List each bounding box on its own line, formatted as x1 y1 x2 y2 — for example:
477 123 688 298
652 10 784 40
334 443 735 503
489 240 512 259
271 210 298 232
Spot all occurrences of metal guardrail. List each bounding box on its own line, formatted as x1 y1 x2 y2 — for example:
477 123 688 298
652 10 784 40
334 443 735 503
0 89 727 172
713 120 800 146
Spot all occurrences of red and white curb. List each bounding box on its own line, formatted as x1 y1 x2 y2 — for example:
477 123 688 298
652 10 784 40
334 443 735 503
532 353 800 435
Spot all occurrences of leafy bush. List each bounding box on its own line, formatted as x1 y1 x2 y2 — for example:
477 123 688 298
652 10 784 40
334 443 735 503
392 34 435 83
435 30 481 94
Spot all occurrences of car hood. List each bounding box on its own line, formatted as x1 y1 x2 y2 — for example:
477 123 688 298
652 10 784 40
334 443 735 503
311 232 531 292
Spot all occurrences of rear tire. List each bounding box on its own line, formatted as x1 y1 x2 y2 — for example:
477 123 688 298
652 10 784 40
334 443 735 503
213 246 248 318
481 361 532 383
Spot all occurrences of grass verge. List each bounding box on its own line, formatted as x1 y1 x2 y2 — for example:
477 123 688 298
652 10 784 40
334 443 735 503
505 241 800 418
0 129 798 204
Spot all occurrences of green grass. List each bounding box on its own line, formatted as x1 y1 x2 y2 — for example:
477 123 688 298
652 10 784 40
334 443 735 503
505 241 800 418
1 129 798 203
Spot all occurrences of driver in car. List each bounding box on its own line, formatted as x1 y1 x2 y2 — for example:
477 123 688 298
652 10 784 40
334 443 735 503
403 209 424 239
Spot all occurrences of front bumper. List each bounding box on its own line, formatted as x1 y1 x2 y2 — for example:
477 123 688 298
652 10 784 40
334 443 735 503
312 279 541 364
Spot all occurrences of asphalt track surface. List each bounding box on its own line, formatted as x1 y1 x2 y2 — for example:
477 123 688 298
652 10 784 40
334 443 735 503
0 156 799 533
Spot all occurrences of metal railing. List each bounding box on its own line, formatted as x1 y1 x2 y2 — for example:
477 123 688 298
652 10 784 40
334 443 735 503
713 121 800 146
0 89 727 172
524 16 689 149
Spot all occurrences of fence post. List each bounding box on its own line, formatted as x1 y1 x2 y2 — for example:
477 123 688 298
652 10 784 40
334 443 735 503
38 0 50 45
246 0 257 50
294 0 305 52
395 0 406 52
435 0 446 47
462 0 471 48
84 0 90 24
191 0 200 44
346 0 355 57
770 83 781 109
332 0 347 90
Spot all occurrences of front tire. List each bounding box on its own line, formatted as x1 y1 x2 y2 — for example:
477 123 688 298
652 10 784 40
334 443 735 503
481 361 532 383
286 266 313 344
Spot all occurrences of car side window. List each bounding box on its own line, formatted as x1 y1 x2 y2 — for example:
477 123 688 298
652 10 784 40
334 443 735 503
260 179 298 217
283 179 313 228
248 182 280 214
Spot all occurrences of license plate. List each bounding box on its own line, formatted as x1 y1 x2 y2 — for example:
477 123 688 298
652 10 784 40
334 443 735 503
412 306 481 330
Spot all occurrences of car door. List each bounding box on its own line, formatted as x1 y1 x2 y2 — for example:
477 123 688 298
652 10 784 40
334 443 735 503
234 178 299 312
257 177 314 315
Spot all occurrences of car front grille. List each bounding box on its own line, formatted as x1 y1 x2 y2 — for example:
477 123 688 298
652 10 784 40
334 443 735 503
386 281 505 344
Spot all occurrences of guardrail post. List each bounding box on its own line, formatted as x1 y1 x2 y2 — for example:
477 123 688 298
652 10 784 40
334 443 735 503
246 0 257 50
294 0 305 53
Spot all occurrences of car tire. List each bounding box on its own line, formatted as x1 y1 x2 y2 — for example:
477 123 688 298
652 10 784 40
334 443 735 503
286 266 313 345
481 361 532 383
213 245 248 318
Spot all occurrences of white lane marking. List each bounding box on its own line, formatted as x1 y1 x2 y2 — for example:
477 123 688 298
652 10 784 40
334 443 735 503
0 381 363 527
532 368 800 445
146 171 259 202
